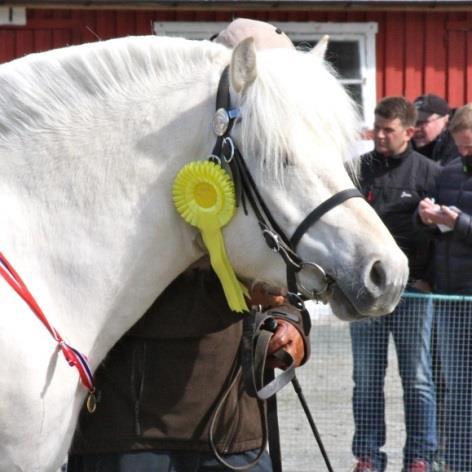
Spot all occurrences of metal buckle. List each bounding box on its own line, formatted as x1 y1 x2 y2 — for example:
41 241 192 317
287 292 306 311
262 229 281 252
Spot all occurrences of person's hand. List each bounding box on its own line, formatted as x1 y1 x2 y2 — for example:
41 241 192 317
266 319 305 369
418 198 441 225
418 198 459 229
249 282 286 307
410 279 432 293
436 205 459 229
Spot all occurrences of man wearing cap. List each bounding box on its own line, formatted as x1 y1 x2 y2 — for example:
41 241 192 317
413 94 458 166
413 94 459 471
67 19 308 472
417 103 472 472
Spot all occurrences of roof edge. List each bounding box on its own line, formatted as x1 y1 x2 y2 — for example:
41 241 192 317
3 0 472 11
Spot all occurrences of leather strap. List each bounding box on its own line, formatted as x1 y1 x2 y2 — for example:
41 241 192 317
240 309 296 472
290 187 363 249
241 310 296 400
286 188 364 294
209 308 295 471
208 367 268 471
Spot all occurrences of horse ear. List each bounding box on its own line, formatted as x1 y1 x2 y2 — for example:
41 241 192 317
230 37 257 94
311 35 329 59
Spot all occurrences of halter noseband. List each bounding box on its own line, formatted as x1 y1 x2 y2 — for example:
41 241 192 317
210 66 363 312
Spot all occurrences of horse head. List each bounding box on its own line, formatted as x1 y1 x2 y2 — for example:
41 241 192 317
217 38 408 320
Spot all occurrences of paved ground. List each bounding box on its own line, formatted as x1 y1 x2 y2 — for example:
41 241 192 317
277 304 405 472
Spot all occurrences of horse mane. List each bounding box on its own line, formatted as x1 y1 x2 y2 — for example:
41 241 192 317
0 36 227 141
239 48 362 182
0 36 360 180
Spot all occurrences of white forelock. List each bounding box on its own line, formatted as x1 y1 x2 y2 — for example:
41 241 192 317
238 47 362 182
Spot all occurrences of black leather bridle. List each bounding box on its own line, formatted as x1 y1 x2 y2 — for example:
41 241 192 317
209 67 363 315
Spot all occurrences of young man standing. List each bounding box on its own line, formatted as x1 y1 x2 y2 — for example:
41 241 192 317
351 97 440 472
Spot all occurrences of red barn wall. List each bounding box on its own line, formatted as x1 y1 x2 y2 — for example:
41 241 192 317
1 8 472 108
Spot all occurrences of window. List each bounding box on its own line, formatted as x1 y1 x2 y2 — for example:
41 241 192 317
0 7 26 26
154 21 377 126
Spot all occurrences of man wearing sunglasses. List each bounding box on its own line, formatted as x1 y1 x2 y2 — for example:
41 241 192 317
413 94 458 166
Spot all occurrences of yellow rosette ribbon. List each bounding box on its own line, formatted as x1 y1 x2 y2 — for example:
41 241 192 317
172 161 248 313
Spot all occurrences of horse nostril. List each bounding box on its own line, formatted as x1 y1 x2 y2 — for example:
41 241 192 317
369 260 387 291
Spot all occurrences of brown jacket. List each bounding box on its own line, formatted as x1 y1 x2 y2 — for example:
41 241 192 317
71 269 309 455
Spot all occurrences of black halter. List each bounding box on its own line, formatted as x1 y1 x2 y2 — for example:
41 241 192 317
210 67 363 312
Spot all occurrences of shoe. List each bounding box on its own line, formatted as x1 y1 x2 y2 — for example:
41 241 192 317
407 459 430 472
353 457 379 472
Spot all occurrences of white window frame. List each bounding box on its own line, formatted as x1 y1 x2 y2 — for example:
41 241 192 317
0 7 26 26
154 21 377 126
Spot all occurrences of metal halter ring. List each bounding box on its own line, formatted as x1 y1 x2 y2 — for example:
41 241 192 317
222 137 235 163
295 261 330 299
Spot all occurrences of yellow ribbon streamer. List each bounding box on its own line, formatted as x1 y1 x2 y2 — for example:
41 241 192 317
172 161 248 313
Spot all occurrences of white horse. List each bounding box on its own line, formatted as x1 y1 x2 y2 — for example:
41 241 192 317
0 35 408 471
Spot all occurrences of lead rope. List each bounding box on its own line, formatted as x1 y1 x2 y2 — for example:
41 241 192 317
208 309 290 472
291 376 334 472
208 367 269 471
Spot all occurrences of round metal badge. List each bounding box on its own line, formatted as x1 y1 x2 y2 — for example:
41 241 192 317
212 108 230 136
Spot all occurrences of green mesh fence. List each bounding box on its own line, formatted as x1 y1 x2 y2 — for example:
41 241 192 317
277 293 472 472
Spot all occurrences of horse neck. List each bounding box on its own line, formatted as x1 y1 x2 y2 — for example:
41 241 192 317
0 63 218 365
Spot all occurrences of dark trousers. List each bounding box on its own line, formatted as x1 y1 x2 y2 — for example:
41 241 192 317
67 449 272 472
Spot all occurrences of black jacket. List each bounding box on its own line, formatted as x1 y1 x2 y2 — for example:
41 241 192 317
414 129 458 166
359 145 440 281
426 158 472 294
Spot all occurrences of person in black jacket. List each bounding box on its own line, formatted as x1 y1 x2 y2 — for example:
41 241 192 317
350 97 440 472
412 94 459 469
412 94 458 166
417 103 472 472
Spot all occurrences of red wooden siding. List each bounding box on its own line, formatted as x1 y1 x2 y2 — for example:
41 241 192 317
1 8 472 108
